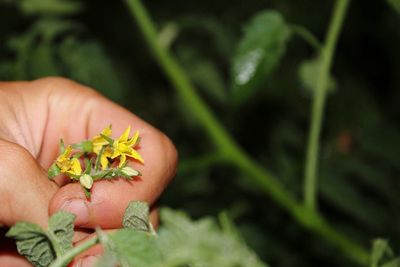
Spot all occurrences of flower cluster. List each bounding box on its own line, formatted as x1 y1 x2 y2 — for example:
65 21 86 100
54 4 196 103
48 125 143 198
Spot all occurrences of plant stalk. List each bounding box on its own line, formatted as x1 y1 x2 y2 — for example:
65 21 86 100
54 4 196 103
303 0 350 210
125 0 368 265
49 237 99 267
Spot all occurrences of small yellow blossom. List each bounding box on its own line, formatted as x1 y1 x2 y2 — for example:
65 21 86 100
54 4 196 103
111 126 144 167
99 148 113 170
92 125 112 154
56 146 82 176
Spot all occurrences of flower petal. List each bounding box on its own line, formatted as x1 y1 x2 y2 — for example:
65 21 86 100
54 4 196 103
100 154 109 170
119 154 127 167
119 126 131 142
126 149 144 163
101 125 112 136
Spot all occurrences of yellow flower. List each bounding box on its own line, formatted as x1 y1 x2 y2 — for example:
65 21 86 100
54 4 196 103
92 125 114 170
56 146 82 176
111 126 144 167
99 148 113 170
92 125 112 154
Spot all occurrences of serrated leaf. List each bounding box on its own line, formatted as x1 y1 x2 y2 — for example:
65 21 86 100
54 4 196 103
371 239 395 267
109 229 161 267
6 222 55 267
231 10 291 105
387 0 400 14
298 57 336 96
123 201 150 232
48 211 76 254
158 208 268 267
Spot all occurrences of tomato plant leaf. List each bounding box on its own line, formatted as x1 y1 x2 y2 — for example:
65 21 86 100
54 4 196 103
370 239 396 267
108 229 161 267
123 201 151 232
157 208 268 267
16 0 83 16
48 211 76 254
298 56 336 96
231 10 291 105
6 222 54 267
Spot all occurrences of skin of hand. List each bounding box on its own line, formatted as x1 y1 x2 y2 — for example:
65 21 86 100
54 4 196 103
0 77 178 267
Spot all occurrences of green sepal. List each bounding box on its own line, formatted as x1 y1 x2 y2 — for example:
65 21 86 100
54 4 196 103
72 140 93 153
83 186 91 199
84 158 93 174
100 134 114 145
72 152 84 159
94 146 106 171
48 162 61 179
59 139 66 154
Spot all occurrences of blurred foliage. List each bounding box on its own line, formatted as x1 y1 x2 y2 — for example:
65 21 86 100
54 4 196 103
1 0 400 266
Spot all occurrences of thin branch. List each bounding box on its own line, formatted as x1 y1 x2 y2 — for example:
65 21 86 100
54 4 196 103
303 0 350 210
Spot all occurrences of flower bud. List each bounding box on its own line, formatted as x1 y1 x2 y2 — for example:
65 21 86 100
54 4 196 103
121 166 140 177
80 174 93 189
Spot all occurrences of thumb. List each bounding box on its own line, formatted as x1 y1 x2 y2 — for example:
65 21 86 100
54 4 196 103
0 139 58 227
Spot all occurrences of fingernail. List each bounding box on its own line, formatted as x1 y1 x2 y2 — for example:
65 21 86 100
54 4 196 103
60 199 89 226
74 255 99 267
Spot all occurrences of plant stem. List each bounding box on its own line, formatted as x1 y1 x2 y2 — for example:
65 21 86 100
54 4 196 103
290 24 322 51
303 0 350 210
47 232 63 258
125 0 368 265
49 237 99 267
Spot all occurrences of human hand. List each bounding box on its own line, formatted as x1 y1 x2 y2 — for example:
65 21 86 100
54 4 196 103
0 77 177 266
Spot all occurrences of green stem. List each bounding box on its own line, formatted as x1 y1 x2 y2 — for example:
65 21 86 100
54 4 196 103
290 24 322 50
49 237 99 267
47 232 63 258
303 0 350 210
125 0 368 265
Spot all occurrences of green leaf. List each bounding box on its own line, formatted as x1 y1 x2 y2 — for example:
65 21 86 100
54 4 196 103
298 57 336 96
158 208 268 267
48 211 76 255
387 0 400 14
6 222 55 267
382 258 400 267
370 239 394 267
95 251 119 267
177 46 227 103
231 10 291 105
123 201 151 232
218 211 242 242
17 0 83 16
108 229 161 267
